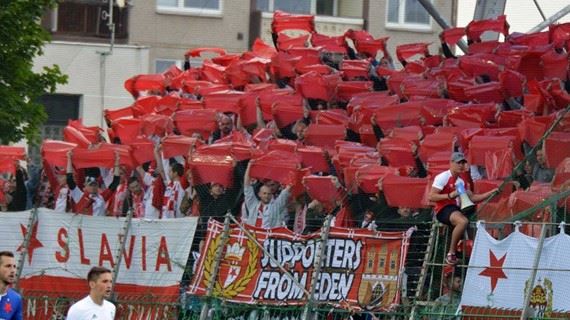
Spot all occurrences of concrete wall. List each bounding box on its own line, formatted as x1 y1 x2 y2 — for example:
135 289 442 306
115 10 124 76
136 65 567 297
33 41 149 127
367 0 453 59
129 0 252 67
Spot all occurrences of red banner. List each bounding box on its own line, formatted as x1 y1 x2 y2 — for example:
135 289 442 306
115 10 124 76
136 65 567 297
189 220 412 311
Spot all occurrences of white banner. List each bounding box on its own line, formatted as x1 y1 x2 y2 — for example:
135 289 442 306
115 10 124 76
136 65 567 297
1 208 197 293
461 222 570 317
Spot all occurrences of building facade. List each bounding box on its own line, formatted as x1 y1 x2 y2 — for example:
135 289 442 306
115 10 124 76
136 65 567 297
34 0 454 135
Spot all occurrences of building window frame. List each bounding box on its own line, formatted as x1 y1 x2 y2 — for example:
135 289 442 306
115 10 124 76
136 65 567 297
385 0 433 33
156 0 223 18
259 0 339 17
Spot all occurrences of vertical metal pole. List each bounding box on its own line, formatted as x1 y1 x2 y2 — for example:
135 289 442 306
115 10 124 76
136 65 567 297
14 208 39 291
199 213 232 320
409 219 439 320
416 0 469 54
107 0 115 54
110 208 134 301
520 223 547 320
527 5 570 33
302 214 332 320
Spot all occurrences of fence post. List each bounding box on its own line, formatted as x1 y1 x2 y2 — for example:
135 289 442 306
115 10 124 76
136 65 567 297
110 208 134 301
519 222 547 320
14 207 39 291
199 212 232 320
302 214 332 320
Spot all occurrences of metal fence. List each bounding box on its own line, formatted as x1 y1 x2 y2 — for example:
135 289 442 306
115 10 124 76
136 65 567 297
12 190 570 320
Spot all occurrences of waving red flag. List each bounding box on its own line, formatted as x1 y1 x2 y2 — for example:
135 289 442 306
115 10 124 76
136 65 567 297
63 126 91 148
272 10 315 33
162 135 203 159
173 109 218 139
189 153 234 187
73 144 134 169
382 176 429 208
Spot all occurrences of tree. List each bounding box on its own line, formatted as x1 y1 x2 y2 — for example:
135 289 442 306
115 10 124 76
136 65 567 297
0 0 68 144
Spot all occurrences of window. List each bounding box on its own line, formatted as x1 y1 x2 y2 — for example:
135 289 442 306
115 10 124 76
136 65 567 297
43 1 129 40
386 0 431 30
157 0 222 16
257 0 337 16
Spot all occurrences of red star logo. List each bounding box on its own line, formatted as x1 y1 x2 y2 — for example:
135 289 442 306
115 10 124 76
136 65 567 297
17 221 44 265
479 250 508 293
3 301 12 313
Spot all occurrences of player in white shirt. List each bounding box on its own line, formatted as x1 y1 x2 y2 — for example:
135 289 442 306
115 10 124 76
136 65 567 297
66 267 116 320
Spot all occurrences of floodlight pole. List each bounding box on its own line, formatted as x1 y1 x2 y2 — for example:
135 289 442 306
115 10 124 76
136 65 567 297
416 0 469 54
527 4 570 33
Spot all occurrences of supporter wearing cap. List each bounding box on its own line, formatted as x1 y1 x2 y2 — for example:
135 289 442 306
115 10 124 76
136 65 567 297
66 151 121 216
428 152 497 265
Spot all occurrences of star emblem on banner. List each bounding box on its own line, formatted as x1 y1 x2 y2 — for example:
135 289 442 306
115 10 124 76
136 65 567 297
17 221 44 265
479 250 507 293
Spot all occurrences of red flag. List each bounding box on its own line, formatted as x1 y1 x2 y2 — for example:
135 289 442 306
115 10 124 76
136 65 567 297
465 15 509 42
41 140 77 167
303 175 343 206
132 96 160 117
298 146 329 173
73 144 134 169
277 33 309 50
129 138 155 166
552 158 570 191
0 146 26 161
140 114 173 137
310 32 347 53
544 132 570 168
464 82 505 103
63 126 91 148
189 153 234 187
304 124 346 149
419 132 455 162
186 47 227 58
250 152 300 186
336 81 372 102
340 60 370 80
162 135 203 159
383 176 429 208
110 118 141 144
377 137 416 167
356 164 398 194
311 109 349 126
272 103 304 129
485 149 514 180
295 71 340 101
124 74 165 97
272 10 315 33
173 109 218 139
395 42 430 63
426 151 452 177
104 106 133 123
68 120 101 143
467 135 515 166
251 38 277 59
203 90 243 114
440 27 465 44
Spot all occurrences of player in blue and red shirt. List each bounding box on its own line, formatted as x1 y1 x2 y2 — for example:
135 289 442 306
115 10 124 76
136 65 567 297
0 251 22 320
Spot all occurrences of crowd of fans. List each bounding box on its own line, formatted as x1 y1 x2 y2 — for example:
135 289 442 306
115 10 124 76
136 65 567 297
0 13 569 261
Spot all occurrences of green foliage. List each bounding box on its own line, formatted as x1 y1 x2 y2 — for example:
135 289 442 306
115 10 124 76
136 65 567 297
0 0 68 144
